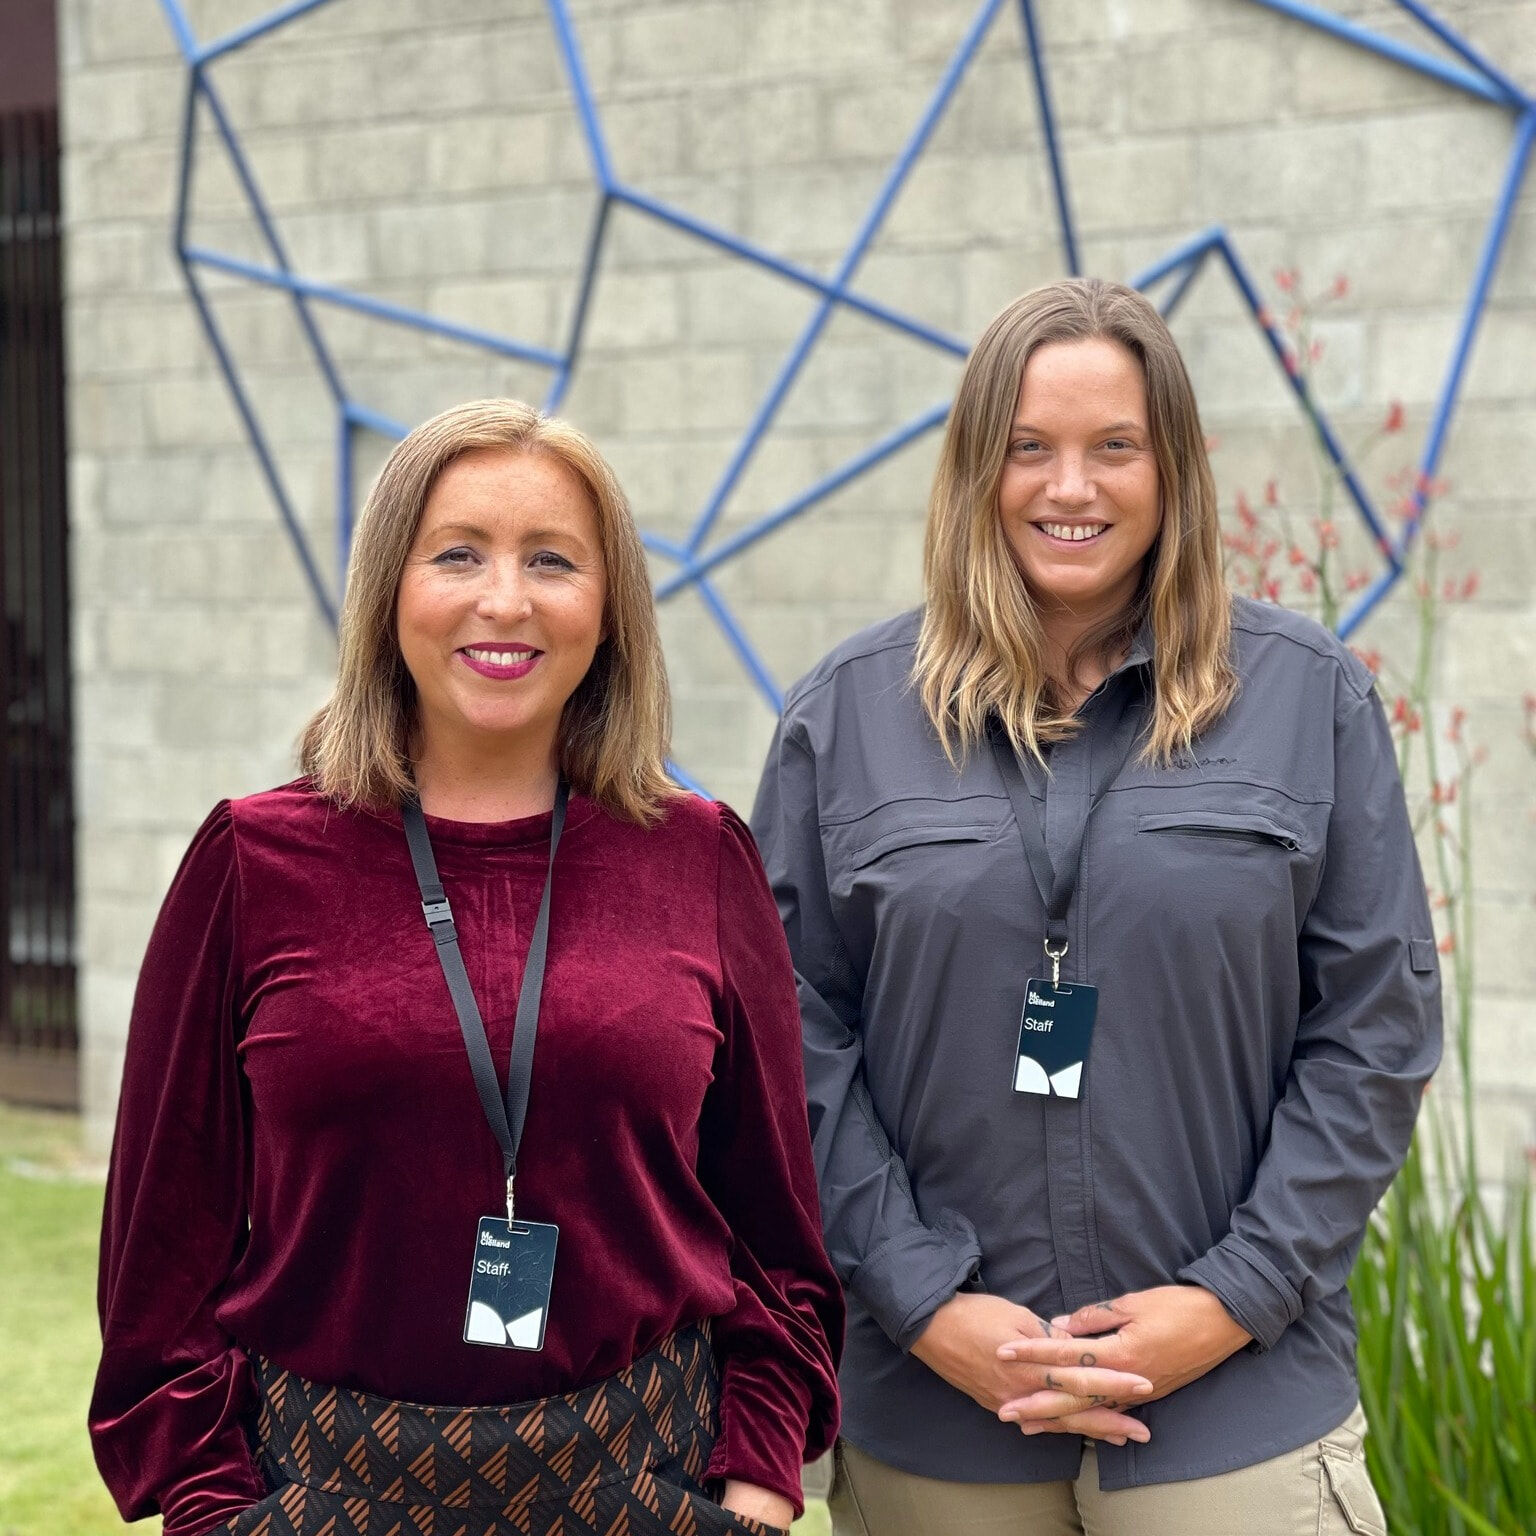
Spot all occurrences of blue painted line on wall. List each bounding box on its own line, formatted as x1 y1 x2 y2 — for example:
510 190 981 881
1017 0 1079 276
1245 0 1509 105
1391 0 1533 109
152 0 1531 780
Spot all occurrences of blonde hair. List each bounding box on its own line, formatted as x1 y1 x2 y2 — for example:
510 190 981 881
915 277 1237 766
300 399 677 825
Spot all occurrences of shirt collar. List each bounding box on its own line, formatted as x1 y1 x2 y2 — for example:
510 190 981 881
1112 613 1155 678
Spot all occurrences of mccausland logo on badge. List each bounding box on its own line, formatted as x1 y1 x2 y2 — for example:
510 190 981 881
477 1229 512 1277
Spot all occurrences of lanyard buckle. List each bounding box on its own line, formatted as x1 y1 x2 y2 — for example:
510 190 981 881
422 897 456 943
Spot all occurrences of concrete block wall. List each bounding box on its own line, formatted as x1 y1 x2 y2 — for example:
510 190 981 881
59 0 1536 1150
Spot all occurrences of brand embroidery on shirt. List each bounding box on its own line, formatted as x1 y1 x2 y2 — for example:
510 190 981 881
1172 753 1240 769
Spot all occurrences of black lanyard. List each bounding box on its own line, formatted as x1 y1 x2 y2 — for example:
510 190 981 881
988 693 1145 983
401 780 567 1220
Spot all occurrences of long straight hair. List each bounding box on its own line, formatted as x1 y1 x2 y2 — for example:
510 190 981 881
300 399 677 824
915 278 1237 765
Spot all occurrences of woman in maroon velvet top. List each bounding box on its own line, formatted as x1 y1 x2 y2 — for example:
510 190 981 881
91 400 841 1536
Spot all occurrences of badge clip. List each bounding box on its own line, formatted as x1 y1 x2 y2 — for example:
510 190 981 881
1044 938 1068 988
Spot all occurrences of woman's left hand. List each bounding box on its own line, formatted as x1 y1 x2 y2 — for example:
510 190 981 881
720 1479 796 1529
993 1285 1252 1427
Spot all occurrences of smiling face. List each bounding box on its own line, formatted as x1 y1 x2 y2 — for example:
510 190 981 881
998 335 1162 627
396 446 606 775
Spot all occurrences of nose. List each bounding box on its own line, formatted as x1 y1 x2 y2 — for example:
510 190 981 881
475 557 535 623
1048 453 1095 508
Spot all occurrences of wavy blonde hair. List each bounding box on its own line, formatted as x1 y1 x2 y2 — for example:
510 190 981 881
300 399 677 824
916 277 1236 766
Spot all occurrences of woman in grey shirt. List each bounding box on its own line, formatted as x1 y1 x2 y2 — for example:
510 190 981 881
752 278 1439 1533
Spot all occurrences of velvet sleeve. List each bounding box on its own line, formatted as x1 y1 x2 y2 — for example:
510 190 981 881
90 802 266 1536
697 805 843 1515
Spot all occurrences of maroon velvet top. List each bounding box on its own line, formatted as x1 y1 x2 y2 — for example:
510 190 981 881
91 783 841 1535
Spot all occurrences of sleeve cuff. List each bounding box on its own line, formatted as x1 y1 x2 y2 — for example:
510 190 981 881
848 1211 982 1352
184 1499 264 1536
160 1481 266 1536
705 1361 815 1517
1178 1234 1303 1353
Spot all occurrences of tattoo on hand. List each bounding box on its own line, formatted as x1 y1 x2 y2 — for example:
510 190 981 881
1079 1352 1096 1366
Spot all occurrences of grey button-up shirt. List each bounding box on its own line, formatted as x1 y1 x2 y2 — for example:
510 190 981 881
751 598 1441 1489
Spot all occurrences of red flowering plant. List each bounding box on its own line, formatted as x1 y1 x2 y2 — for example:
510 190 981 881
1215 272 1534 1533
1218 269 1481 1096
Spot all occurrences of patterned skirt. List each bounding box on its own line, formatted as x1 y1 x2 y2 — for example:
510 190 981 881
214 1326 786 1536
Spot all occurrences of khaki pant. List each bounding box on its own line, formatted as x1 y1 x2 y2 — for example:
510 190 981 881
829 1405 1386 1536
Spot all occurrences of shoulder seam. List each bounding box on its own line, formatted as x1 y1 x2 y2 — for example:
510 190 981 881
712 798 729 1006
217 798 249 1015
786 632 916 711
1338 672 1376 707
1230 609 1371 702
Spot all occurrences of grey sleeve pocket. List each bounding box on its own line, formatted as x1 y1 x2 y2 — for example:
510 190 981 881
1409 938 1437 974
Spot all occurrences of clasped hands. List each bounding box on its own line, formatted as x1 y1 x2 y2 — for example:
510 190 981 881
911 1286 1253 1447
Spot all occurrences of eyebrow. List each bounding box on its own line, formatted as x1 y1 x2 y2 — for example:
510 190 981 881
520 526 593 547
1011 419 1145 435
422 521 491 541
419 521 594 550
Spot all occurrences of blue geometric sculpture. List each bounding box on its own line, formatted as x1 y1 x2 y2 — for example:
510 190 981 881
156 0 1534 747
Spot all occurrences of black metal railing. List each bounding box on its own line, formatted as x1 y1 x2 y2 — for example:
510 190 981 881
0 105 77 1108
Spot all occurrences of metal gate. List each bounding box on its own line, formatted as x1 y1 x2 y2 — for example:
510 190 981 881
0 105 77 1109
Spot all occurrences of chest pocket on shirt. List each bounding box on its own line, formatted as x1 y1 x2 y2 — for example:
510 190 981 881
822 798 1007 912
847 821 998 867
1130 799 1318 931
1136 807 1302 850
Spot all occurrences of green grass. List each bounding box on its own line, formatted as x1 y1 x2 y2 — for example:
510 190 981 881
794 1499 831 1535
0 1104 829 1536
0 1105 155 1536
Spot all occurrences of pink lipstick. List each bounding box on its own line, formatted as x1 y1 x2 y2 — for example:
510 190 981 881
457 644 542 680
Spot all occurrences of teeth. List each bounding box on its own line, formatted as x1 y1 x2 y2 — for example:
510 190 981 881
1041 522 1106 542
465 648 535 665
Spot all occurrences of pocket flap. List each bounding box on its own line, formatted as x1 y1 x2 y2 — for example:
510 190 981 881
846 823 996 867
1136 809 1301 848
1409 937 1438 973
1320 1446 1387 1536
